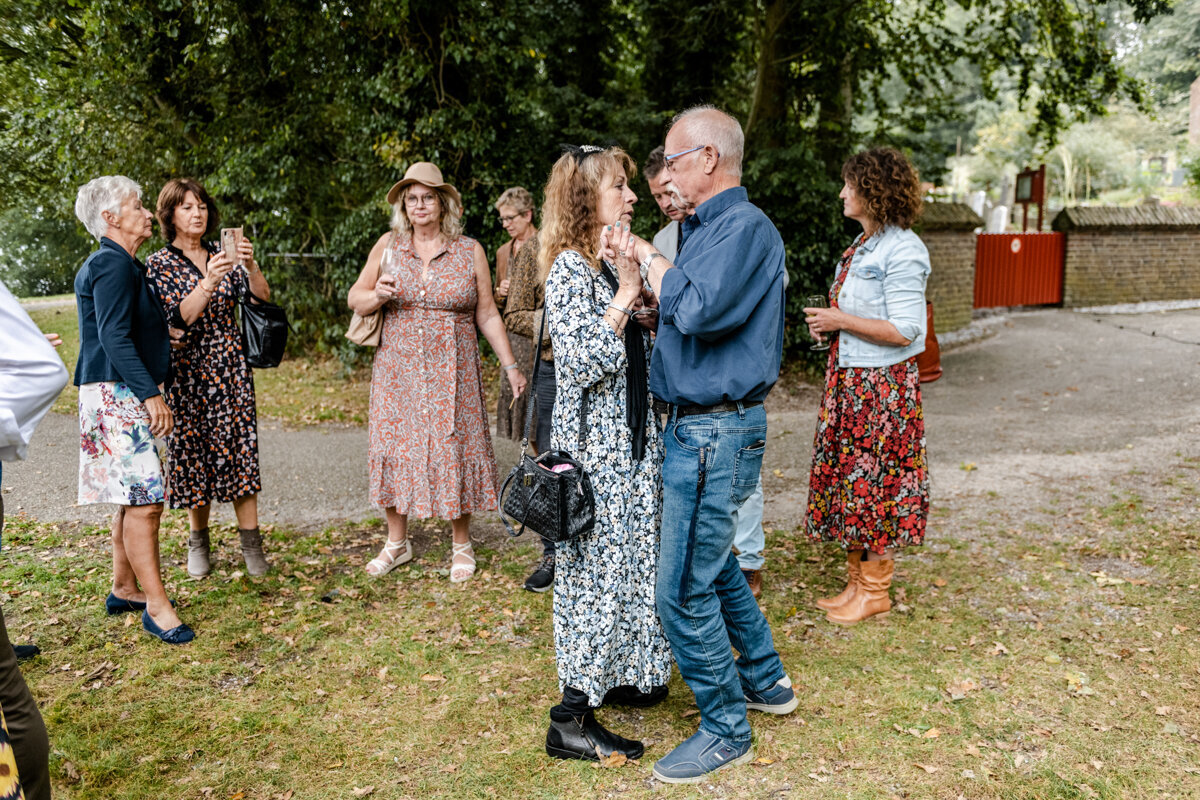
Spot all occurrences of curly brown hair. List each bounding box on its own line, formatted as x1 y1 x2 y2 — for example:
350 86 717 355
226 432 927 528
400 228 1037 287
537 147 636 282
156 178 220 243
841 148 923 230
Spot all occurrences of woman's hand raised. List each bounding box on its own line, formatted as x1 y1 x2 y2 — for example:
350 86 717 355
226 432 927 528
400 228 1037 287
600 221 642 297
203 249 236 292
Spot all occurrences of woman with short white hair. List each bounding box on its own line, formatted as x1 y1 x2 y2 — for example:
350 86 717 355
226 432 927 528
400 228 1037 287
73 175 194 644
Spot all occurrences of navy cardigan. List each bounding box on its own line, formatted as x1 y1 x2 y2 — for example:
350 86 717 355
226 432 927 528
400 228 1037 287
73 237 171 402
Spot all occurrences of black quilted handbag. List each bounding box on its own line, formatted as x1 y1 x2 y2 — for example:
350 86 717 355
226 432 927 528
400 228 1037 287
499 308 596 541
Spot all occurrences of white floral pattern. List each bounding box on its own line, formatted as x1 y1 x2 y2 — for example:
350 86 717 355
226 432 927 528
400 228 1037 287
78 381 166 506
545 250 673 706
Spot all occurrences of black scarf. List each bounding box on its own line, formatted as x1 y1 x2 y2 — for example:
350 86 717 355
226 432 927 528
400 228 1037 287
599 263 648 462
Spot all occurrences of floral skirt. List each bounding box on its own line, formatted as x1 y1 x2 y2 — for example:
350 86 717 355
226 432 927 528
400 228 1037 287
78 382 166 507
805 358 928 554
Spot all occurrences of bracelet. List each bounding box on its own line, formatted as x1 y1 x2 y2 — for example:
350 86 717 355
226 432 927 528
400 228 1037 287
608 304 633 317
502 363 519 371
197 282 213 296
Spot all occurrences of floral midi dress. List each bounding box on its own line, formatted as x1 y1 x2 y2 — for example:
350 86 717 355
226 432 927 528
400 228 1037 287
146 244 262 509
545 250 673 706
805 236 929 554
77 381 166 506
368 235 499 519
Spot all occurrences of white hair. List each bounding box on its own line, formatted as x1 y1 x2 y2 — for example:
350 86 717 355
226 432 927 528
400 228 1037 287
671 105 745 178
75 176 142 240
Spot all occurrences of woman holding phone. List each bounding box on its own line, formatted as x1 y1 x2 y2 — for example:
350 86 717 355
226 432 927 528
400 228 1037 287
146 178 272 578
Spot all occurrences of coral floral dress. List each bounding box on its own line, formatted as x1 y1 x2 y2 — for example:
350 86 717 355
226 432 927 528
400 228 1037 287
805 236 929 554
368 234 499 518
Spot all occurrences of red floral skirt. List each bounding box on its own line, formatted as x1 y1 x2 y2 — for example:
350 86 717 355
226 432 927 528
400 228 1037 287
805 355 929 554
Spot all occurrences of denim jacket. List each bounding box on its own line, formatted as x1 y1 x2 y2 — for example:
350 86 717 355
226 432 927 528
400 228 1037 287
836 226 930 368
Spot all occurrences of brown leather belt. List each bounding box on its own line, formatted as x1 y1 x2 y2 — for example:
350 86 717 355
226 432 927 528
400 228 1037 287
674 400 763 418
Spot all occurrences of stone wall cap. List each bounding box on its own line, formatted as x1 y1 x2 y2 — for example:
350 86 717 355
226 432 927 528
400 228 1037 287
918 202 985 232
1052 205 1200 231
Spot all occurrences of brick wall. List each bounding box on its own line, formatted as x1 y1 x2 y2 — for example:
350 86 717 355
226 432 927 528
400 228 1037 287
918 203 983 333
1052 207 1200 307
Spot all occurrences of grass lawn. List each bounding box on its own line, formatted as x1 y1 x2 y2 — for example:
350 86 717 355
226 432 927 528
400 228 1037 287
3 454 1198 799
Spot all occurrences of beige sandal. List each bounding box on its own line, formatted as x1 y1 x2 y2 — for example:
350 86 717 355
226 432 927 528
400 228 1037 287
365 538 413 576
450 541 476 583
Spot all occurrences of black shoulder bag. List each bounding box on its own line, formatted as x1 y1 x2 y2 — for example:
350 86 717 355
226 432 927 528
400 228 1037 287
238 282 291 369
499 306 596 541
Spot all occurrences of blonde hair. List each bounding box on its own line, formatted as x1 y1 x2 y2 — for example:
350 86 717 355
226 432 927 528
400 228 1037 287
537 147 636 283
390 184 464 240
494 186 534 215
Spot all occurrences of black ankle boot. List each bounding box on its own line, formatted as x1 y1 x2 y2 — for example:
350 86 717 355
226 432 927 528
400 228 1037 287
601 684 669 708
545 709 644 761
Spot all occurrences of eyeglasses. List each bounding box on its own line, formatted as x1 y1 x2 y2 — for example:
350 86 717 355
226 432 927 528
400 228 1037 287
405 192 438 207
499 212 525 223
664 144 717 171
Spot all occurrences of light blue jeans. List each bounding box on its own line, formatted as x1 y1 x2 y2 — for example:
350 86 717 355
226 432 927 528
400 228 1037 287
655 403 785 744
732 477 764 570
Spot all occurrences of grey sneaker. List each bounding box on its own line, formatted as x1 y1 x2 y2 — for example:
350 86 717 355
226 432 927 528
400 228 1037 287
744 674 799 714
652 730 753 784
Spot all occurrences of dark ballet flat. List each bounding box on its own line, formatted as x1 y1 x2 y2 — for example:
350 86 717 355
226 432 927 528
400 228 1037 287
141 610 195 645
105 593 147 615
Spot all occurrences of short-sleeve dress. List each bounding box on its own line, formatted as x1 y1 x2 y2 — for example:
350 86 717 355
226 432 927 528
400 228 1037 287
145 244 262 508
545 249 672 706
368 234 499 519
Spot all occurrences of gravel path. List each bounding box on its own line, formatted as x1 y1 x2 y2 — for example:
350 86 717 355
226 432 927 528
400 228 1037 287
5 308 1199 534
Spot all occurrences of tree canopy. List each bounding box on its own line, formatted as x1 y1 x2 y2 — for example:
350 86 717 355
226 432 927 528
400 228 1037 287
0 0 1171 360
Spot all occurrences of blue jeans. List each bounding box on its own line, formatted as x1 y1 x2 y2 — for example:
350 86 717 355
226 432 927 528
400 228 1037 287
732 477 764 570
656 403 785 744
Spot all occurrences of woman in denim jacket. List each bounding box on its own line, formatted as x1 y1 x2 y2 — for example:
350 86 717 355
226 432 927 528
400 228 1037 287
803 148 931 625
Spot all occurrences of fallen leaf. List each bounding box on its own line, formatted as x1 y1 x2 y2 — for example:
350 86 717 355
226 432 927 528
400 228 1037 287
962 769 976 779
378 666 389 680
912 763 939 773
933 578 948 588
808 773 829 783
754 757 775 765
1013 753 1028 768
991 641 1010 656
923 728 941 739
1156 706 1170 716
1044 653 1062 664
959 462 977 472
947 679 978 700
599 751 627 768
1163 721 1182 735
681 708 701 718
420 673 446 682
351 788 375 797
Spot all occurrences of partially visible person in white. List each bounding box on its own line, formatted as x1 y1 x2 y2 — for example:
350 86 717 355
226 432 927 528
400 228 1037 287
0 277 66 800
0 281 69 464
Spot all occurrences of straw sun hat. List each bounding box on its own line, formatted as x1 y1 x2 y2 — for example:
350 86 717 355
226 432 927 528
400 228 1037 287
386 162 463 207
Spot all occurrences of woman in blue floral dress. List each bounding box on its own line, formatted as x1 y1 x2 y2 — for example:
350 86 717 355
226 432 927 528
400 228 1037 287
537 145 672 762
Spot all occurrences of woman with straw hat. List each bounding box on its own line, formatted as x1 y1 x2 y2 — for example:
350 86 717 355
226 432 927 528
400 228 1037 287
348 163 526 582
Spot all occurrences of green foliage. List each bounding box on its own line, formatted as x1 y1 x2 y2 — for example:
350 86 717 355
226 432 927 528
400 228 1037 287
0 0 1170 365
0 208 95 296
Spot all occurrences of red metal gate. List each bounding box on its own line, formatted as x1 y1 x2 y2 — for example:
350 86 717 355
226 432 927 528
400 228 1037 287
974 232 1064 308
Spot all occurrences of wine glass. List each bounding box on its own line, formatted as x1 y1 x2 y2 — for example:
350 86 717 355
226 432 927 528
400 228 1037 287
805 294 831 351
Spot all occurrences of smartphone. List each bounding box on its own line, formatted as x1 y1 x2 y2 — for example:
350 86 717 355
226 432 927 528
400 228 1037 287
221 227 244 266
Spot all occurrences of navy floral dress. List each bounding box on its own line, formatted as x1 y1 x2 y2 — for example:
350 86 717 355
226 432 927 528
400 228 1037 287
545 250 672 706
146 244 262 509
805 236 929 554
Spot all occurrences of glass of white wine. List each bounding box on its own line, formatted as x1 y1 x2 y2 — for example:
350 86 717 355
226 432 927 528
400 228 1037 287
806 294 831 351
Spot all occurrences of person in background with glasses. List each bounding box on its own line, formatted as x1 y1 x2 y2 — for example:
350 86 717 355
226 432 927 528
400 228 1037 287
802 147 930 625
624 106 797 784
348 163 525 582
491 187 538 449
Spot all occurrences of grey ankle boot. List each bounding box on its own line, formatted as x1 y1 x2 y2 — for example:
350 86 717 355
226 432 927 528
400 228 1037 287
238 527 268 576
187 528 211 578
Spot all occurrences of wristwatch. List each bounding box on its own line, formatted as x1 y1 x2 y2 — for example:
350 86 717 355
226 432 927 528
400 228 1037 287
639 252 663 284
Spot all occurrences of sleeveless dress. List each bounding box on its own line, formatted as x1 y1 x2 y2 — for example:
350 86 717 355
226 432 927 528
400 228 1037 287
368 234 499 519
805 235 929 554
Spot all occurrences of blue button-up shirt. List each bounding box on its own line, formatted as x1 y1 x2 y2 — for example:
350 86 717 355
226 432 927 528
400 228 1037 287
650 187 786 406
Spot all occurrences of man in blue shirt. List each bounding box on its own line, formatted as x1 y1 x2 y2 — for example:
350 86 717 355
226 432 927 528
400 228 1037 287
631 106 796 784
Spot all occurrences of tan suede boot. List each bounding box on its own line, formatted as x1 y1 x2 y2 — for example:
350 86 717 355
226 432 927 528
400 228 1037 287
816 549 863 611
238 527 269 576
826 558 893 625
